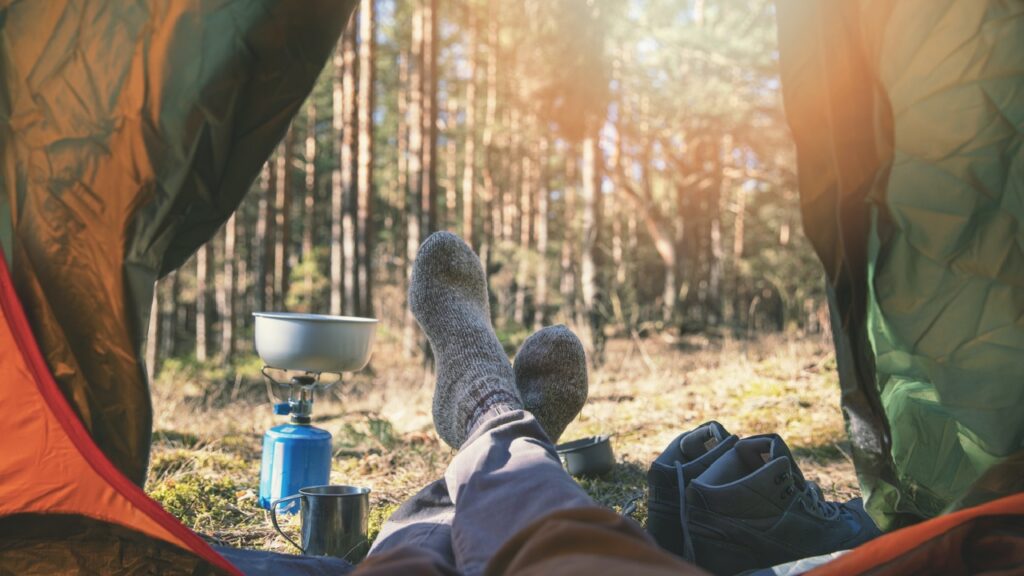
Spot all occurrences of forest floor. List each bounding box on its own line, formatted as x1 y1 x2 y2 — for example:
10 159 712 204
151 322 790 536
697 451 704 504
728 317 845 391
147 330 859 556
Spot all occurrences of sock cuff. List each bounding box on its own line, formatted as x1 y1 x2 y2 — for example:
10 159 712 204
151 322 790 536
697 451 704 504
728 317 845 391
463 382 522 438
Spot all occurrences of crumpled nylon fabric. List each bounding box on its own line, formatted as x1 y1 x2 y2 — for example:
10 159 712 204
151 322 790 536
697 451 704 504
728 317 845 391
778 0 1024 530
0 0 352 485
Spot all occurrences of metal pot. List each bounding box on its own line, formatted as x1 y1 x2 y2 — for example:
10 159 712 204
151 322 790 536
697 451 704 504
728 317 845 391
556 435 615 477
253 312 377 373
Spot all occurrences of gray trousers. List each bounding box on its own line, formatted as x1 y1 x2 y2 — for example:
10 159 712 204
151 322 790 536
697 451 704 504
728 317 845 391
369 410 593 575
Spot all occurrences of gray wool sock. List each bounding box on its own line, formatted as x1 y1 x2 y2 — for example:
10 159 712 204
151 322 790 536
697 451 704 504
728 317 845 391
514 325 589 444
409 231 522 449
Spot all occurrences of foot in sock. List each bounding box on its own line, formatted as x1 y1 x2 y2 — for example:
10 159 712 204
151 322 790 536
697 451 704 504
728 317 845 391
513 325 588 444
409 232 522 449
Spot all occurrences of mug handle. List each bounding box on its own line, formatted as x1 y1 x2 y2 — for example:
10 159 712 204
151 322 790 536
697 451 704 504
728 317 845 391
270 494 305 553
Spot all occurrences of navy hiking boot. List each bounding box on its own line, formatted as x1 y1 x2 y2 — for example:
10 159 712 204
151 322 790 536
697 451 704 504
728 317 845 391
647 421 738 560
686 434 882 574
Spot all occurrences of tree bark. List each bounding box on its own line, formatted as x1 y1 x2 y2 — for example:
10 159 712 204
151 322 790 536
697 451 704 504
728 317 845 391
342 15 359 316
330 43 345 316
395 49 409 286
302 98 317 310
196 243 210 362
160 271 178 359
461 11 478 247
479 8 499 272
421 0 439 236
580 134 605 361
444 94 458 231
236 207 249 351
356 0 376 317
273 132 292 311
533 136 549 329
220 213 236 359
513 120 533 326
560 151 579 326
145 283 160 378
404 0 425 357
259 160 274 313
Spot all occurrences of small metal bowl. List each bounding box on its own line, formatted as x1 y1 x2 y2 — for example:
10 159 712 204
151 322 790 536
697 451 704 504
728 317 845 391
556 435 615 477
253 312 377 374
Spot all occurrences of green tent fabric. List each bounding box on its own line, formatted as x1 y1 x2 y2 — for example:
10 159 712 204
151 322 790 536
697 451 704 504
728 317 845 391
777 0 1024 530
0 0 353 487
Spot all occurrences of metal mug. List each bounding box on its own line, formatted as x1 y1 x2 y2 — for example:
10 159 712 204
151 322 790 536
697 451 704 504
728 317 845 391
271 485 371 560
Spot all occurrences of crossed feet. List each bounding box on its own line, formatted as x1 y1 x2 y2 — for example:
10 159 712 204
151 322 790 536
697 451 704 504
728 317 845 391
408 231 588 449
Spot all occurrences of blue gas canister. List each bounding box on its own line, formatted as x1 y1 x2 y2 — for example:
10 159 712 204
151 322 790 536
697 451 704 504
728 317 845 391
258 385 333 513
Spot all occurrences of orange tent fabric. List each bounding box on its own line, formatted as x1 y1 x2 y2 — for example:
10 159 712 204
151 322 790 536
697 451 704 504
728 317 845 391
0 252 239 574
812 492 1024 575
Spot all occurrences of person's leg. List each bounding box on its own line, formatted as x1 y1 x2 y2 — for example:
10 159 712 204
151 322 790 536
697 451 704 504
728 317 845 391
445 410 594 574
446 410 705 575
370 324 589 559
367 478 456 563
397 232 694 575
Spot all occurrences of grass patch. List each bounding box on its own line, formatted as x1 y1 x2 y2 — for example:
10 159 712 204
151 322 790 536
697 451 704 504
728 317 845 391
149 473 255 532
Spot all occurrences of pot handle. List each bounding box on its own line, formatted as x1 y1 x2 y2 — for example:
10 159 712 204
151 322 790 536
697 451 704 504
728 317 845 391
270 494 305 553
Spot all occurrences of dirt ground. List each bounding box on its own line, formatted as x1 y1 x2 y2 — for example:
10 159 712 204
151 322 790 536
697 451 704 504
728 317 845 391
147 330 858 555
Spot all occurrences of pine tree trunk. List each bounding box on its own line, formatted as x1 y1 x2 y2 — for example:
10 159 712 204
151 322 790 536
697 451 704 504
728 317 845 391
513 125 533 326
403 0 425 358
533 136 549 329
259 160 274 313
731 185 746 324
330 43 345 316
342 16 359 316
356 0 376 317
580 134 605 361
273 133 292 311
444 94 458 231
145 283 160 378
461 13 478 247
502 106 518 244
236 208 250 352
560 151 579 326
220 213 236 359
707 138 724 325
196 243 210 362
302 99 317 311
421 0 439 236
479 9 499 273
160 272 178 359
395 50 409 286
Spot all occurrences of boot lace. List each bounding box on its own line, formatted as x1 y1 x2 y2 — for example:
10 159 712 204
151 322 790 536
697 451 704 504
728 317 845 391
675 462 697 563
798 481 841 520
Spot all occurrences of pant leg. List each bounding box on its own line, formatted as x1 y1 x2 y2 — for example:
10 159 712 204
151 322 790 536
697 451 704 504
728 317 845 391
368 477 455 565
445 410 595 575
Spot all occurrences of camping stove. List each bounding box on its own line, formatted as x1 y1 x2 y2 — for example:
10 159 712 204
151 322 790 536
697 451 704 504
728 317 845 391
257 368 337 511
252 312 377 513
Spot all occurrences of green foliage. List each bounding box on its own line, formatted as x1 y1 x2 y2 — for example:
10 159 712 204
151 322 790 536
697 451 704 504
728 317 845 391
286 248 330 313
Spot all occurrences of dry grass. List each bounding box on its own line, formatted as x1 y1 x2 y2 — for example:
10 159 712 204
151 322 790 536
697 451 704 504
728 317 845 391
147 330 857 555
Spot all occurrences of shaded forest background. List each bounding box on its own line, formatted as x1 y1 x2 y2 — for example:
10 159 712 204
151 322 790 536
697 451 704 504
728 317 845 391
144 0 829 376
